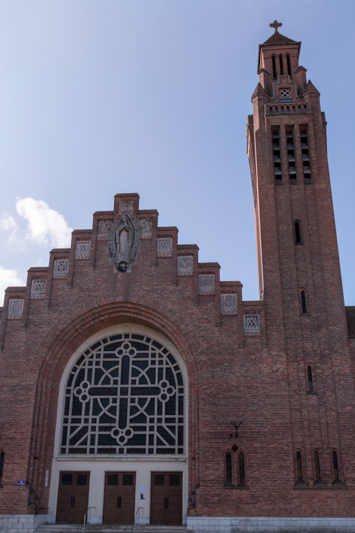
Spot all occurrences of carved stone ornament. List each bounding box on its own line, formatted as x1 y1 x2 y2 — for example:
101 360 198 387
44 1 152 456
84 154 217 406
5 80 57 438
118 201 134 216
75 240 90 260
7 299 24 319
97 220 113 241
107 213 141 273
221 294 237 315
157 238 173 258
139 218 153 239
178 256 193 276
30 280 46 299
199 274 215 295
53 259 69 279
244 314 261 335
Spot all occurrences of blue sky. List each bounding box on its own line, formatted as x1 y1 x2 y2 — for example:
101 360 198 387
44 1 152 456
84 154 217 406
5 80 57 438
0 0 354 305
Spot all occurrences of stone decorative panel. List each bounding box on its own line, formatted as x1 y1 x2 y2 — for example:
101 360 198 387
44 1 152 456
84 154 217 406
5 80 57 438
139 218 153 239
118 201 134 216
199 274 215 295
279 87 291 99
97 220 112 241
53 259 69 279
244 314 261 335
30 280 46 299
221 294 237 315
177 256 193 276
157 238 173 258
7 299 24 319
75 240 90 260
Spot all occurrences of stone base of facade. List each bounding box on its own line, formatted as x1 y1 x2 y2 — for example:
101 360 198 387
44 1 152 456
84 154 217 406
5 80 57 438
2 515 355 532
186 517 355 532
0 514 54 533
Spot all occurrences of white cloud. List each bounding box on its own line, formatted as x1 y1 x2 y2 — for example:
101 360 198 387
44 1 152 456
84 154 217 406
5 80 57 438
0 214 19 241
16 198 73 248
0 267 25 305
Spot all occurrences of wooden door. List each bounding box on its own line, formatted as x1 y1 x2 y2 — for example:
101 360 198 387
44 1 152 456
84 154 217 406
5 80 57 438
103 472 136 524
56 471 90 524
150 472 182 525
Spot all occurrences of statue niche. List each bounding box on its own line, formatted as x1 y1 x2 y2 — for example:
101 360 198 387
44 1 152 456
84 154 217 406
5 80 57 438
108 213 140 272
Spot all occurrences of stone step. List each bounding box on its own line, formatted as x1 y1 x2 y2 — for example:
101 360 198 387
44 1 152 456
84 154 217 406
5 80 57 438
36 526 190 533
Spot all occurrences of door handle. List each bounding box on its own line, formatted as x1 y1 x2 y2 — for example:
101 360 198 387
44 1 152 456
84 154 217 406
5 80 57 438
166 497 169 508
117 496 122 508
70 496 75 508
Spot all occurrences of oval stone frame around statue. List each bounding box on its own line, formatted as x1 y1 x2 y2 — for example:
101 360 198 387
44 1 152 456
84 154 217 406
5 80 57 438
107 213 141 272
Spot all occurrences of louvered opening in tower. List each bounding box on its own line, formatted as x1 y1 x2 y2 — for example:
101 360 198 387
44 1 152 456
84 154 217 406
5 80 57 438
272 126 282 183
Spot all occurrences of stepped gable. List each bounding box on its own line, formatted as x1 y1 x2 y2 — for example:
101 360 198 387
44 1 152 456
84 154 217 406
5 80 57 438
0 191 247 352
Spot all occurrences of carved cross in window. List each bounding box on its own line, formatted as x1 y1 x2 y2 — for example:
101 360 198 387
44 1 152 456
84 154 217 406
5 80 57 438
269 20 282 33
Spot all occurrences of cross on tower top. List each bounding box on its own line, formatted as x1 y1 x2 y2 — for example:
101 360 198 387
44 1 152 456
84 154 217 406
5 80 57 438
269 20 282 33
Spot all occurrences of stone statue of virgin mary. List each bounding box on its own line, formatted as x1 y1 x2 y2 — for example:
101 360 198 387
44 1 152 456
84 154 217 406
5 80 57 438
108 212 140 272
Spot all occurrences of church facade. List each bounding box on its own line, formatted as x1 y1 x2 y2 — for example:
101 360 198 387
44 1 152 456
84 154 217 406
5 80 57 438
1 24 355 533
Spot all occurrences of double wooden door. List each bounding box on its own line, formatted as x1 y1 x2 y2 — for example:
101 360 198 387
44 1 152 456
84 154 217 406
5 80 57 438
103 472 136 524
56 471 90 524
150 472 182 525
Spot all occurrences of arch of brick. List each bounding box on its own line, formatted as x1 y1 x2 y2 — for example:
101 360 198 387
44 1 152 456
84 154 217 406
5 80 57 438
27 299 200 515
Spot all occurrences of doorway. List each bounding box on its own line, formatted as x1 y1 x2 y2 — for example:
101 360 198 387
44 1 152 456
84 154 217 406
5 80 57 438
103 472 136 524
56 471 90 524
150 472 182 525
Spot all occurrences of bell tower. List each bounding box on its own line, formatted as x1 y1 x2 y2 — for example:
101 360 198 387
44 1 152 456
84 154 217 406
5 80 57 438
247 22 355 485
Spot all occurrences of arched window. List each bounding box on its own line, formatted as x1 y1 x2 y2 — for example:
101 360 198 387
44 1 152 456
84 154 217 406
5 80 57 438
301 290 307 314
315 450 321 482
294 221 302 244
279 54 284 75
0 451 4 487
238 452 246 486
61 333 185 456
272 55 277 79
333 450 340 481
296 450 304 482
226 452 233 486
286 54 292 77
307 365 313 392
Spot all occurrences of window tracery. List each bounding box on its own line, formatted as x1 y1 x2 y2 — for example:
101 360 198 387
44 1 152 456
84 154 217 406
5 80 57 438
61 333 185 456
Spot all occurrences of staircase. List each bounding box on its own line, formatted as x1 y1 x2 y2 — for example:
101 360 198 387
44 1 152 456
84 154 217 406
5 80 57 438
36 525 190 533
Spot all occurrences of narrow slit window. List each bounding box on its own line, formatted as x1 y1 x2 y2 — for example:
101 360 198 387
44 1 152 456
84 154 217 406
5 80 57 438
296 451 303 482
307 365 313 392
0 452 4 486
226 452 232 486
333 451 340 481
279 55 284 75
295 221 301 244
301 290 307 314
238 452 246 486
272 55 277 79
315 451 321 481
287 54 292 77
